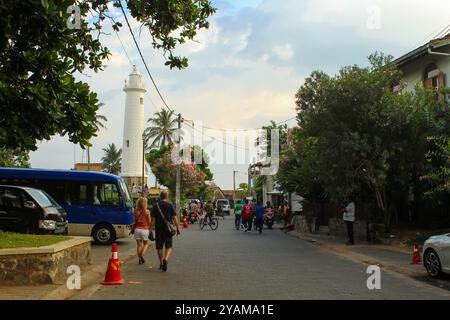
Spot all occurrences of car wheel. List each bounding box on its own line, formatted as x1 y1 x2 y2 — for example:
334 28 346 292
424 249 443 278
92 224 116 245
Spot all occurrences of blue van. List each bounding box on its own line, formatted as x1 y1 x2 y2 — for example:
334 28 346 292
0 168 134 244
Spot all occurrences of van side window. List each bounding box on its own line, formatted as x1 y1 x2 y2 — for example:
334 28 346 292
93 183 120 206
0 189 24 209
69 183 94 205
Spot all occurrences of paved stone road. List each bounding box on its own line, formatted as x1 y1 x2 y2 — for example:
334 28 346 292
88 217 450 300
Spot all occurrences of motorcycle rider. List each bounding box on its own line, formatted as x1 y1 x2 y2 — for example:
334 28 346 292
264 201 274 229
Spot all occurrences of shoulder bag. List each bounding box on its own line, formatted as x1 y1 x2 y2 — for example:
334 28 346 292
155 203 177 238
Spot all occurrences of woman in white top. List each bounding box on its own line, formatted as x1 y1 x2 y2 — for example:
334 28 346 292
343 197 355 245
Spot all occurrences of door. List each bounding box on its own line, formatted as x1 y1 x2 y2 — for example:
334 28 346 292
91 182 123 225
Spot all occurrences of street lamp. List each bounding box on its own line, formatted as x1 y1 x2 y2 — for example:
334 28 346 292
142 132 146 196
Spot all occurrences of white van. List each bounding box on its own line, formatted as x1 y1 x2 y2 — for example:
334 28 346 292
215 199 231 215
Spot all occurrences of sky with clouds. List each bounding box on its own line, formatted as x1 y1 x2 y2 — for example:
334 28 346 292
30 0 450 190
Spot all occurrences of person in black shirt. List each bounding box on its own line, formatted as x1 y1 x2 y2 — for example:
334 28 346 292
150 191 181 272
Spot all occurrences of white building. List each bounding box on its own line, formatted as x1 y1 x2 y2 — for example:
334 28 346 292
394 33 450 100
121 66 148 188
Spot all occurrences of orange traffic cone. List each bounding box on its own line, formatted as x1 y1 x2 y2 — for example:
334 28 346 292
102 243 124 285
183 217 189 229
411 242 422 265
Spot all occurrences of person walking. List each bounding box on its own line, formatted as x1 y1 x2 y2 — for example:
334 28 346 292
134 197 151 264
234 199 243 230
143 184 149 197
242 199 253 232
150 191 181 272
254 200 265 234
251 199 257 230
131 183 137 195
343 197 355 245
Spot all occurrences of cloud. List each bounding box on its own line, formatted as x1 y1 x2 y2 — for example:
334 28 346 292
272 43 294 61
30 0 450 189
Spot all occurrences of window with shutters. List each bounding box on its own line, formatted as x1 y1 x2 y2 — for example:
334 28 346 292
423 63 445 100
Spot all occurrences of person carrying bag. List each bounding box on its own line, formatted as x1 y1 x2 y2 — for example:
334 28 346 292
150 191 181 272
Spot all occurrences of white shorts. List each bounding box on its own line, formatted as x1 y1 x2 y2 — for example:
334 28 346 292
134 228 150 241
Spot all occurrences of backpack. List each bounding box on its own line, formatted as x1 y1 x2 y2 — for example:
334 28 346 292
242 204 252 220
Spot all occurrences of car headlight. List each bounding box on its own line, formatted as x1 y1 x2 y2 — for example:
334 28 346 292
39 220 56 230
43 207 59 216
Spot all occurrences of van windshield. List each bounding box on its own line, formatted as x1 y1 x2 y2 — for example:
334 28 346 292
27 189 56 208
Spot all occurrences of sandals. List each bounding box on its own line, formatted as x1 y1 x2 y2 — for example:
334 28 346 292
138 256 146 264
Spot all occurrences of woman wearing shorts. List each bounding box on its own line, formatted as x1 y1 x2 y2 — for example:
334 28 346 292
134 197 151 264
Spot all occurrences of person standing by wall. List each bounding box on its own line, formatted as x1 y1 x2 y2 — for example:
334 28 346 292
282 201 290 227
343 197 355 245
131 183 137 195
134 197 151 264
150 191 181 272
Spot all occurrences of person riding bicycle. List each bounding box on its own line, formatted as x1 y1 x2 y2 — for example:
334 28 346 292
204 200 215 223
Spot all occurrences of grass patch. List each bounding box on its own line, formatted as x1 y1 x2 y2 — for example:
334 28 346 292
0 231 71 249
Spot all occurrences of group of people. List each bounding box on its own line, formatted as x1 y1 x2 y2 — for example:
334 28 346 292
234 198 270 234
131 183 149 196
132 191 181 272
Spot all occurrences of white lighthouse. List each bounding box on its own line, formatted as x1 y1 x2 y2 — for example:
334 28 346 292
121 66 147 188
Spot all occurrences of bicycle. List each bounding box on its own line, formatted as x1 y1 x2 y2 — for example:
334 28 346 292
199 215 219 230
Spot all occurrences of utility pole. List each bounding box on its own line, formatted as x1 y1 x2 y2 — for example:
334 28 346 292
247 165 252 198
176 113 182 217
233 170 236 200
142 132 145 195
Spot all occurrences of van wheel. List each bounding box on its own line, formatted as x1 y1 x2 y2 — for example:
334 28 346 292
92 224 116 245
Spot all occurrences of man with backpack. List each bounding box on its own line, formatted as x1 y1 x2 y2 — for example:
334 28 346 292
242 199 253 232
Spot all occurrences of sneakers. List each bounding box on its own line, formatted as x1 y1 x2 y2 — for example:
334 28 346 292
162 259 168 272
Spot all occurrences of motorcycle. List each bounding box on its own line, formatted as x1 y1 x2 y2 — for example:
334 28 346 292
264 207 274 229
189 211 199 224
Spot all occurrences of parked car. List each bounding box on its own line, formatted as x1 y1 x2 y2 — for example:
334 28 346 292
215 199 230 215
0 185 68 234
422 233 450 278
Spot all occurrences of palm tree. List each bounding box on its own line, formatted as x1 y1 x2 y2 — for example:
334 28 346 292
144 109 178 149
87 103 107 170
101 143 122 175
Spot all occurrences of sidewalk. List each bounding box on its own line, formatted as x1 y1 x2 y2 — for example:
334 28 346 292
0 240 139 300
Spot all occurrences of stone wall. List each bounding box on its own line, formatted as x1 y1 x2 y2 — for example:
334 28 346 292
328 217 367 241
293 215 317 233
0 237 91 285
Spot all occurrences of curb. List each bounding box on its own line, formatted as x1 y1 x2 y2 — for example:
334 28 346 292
285 230 423 276
41 244 138 300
